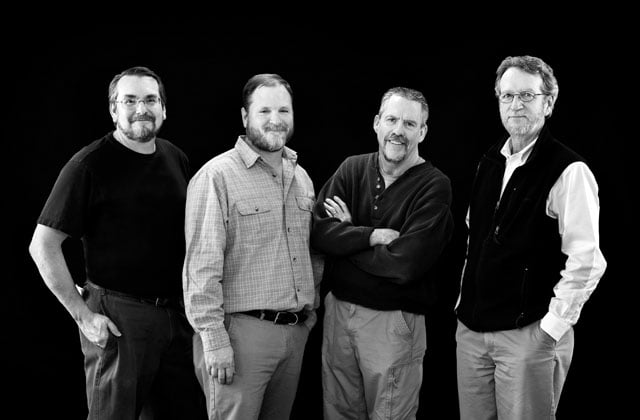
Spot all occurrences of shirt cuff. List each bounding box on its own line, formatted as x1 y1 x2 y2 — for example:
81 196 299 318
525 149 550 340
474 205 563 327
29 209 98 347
540 311 572 341
200 325 231 353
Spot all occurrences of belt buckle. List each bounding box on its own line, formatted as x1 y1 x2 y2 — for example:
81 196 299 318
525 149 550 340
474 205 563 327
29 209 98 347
273 311 298 325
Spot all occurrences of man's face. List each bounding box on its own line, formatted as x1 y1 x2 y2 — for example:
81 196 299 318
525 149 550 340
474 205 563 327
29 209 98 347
374 94 426 164
498 67 552 139
110 75 166 143
242 85 294 152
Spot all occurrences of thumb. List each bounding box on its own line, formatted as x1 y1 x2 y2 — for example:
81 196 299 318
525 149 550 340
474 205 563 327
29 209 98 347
107 320 122 337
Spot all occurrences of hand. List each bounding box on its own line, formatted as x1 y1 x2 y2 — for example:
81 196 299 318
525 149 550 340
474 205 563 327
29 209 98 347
369 228 400 246
206 345 235 385
77 311 121 349
324 196 352 223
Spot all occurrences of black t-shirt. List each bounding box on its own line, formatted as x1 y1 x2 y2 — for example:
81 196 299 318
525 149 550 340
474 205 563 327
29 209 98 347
38 132 189 298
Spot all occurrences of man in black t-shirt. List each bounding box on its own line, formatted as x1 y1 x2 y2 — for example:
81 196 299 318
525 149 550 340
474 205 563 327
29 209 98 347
29 66 206 419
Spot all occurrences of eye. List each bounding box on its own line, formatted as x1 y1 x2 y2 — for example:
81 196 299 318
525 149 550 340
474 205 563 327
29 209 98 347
501 93 514 101
405 121 417 129
520 92 535 101
123 98 136 106
145 97 159 106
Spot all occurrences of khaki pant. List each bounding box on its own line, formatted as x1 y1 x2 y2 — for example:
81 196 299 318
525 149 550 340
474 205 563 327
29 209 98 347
322 292 426 420
193 313 309 420
456 320 574 420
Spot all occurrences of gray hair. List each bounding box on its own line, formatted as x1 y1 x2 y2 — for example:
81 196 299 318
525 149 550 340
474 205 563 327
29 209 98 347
494 55 559 101
379 87 429 125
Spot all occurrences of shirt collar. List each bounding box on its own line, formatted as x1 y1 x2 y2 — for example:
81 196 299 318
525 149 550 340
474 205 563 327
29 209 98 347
235 136 298 168
500 136 538 164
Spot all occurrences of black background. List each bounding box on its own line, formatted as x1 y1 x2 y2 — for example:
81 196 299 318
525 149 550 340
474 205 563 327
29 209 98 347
6 14 632 419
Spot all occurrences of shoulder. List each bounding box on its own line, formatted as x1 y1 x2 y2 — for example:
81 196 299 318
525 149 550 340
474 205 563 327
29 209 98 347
190 148 240 181
156 137 188 160
68 134 112 167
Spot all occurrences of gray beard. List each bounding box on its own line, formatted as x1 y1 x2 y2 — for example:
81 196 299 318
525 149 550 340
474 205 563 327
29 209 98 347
117 121 157 143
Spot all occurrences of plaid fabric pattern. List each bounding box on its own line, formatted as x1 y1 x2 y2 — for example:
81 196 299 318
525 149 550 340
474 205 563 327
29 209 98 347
183 137 321 353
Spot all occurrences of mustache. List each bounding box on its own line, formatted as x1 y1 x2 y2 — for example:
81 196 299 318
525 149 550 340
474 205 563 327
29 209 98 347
386 133 407 143
264 122 288 132
131 114 155 122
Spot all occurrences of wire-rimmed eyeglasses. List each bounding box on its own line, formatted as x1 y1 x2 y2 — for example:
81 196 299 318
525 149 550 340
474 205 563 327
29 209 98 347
114 97 162 109
497 91 547 104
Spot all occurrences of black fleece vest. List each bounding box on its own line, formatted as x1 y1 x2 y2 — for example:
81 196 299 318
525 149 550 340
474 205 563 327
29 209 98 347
457 128 583 332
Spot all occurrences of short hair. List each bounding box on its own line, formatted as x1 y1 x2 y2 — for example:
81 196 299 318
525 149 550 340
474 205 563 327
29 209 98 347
379 87 429 125
494 55 559 100
242 73 293 111
108 66 166 105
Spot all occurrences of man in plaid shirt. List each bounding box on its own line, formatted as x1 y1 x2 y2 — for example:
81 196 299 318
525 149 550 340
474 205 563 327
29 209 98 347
183 73 323 420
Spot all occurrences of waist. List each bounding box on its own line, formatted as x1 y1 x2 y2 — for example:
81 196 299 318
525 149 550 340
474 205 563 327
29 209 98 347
85 281 182 308
239 309 307 325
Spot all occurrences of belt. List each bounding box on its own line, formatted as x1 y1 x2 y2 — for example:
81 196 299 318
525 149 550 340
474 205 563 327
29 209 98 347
240 310 307 325
85 281 181 308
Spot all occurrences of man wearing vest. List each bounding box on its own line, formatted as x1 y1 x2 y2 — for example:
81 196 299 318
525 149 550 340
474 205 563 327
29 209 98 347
455 55 607 419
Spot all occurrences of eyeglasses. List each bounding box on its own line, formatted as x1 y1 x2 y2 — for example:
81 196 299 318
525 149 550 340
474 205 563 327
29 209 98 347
114 97 162 109
498 91 547 103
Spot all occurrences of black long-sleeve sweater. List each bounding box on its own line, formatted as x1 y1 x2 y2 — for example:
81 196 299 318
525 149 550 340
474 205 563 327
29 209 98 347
311 153 453 314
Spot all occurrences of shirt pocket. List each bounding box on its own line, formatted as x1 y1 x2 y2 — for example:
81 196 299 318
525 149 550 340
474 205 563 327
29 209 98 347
232 198 277 243
294 196 314 230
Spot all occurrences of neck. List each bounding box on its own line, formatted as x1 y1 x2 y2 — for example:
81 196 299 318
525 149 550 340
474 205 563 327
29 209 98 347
113 130 156 154
379 153 424 178
245 140 284 170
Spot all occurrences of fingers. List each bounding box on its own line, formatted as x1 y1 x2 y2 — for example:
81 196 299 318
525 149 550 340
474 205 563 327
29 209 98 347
211 366 235 385
332 196 348 210
106 320 122 337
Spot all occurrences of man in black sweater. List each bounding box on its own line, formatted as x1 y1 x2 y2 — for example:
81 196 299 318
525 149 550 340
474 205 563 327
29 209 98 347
455 55 607 419
311 87 453 419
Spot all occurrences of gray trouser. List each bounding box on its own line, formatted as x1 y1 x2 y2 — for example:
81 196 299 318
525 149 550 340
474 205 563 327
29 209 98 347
456 320 574 420
322 292 427 420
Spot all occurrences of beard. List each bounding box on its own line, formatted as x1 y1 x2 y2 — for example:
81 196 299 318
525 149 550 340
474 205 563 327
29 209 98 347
503 113 544 138
246 121 293 152
117 114 160 143
381 133 408 163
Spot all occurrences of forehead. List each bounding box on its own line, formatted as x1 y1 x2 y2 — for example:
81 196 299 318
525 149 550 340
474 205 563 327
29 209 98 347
380 95 422 118
499 67 543 92
115 75 160 97
249 85 292 109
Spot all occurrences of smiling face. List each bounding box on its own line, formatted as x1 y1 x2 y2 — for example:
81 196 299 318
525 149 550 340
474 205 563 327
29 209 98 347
109 75 166 143
374 94 427 165
498 67 553 141
241 84 294 153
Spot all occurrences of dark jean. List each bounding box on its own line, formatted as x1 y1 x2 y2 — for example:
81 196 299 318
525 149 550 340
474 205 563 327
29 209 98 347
80 283 207 420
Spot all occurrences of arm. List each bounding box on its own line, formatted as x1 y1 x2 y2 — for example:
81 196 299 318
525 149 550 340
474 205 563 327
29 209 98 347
349 180 454 284
311 161 375 256
28 224 121 347
182 170 234 384
541 162 607 341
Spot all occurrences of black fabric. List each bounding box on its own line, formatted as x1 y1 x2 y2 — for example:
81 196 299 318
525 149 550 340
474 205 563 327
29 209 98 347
311 153 454 314
457 127 584 332
38 132 189 298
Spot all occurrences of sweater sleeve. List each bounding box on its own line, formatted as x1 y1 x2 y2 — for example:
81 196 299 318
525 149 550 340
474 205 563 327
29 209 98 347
349 176 454 285
311 159 375 256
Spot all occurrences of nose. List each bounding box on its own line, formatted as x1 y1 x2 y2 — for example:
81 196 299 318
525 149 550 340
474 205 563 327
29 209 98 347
135 100 148 112
391 120 405 135
509 96 525 110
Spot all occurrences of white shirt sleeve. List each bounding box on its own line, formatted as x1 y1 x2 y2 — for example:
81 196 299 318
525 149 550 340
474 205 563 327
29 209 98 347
540 162 607 340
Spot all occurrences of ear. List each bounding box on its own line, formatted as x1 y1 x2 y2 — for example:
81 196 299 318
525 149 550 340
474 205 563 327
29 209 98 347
418 123 428 143
373 114 380 133
109 102 118 123
162 105 167 120
544 96 555 117
241 107 248 128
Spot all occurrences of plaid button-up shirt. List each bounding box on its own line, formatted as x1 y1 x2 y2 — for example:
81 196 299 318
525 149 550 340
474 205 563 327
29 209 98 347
183 137 322 353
